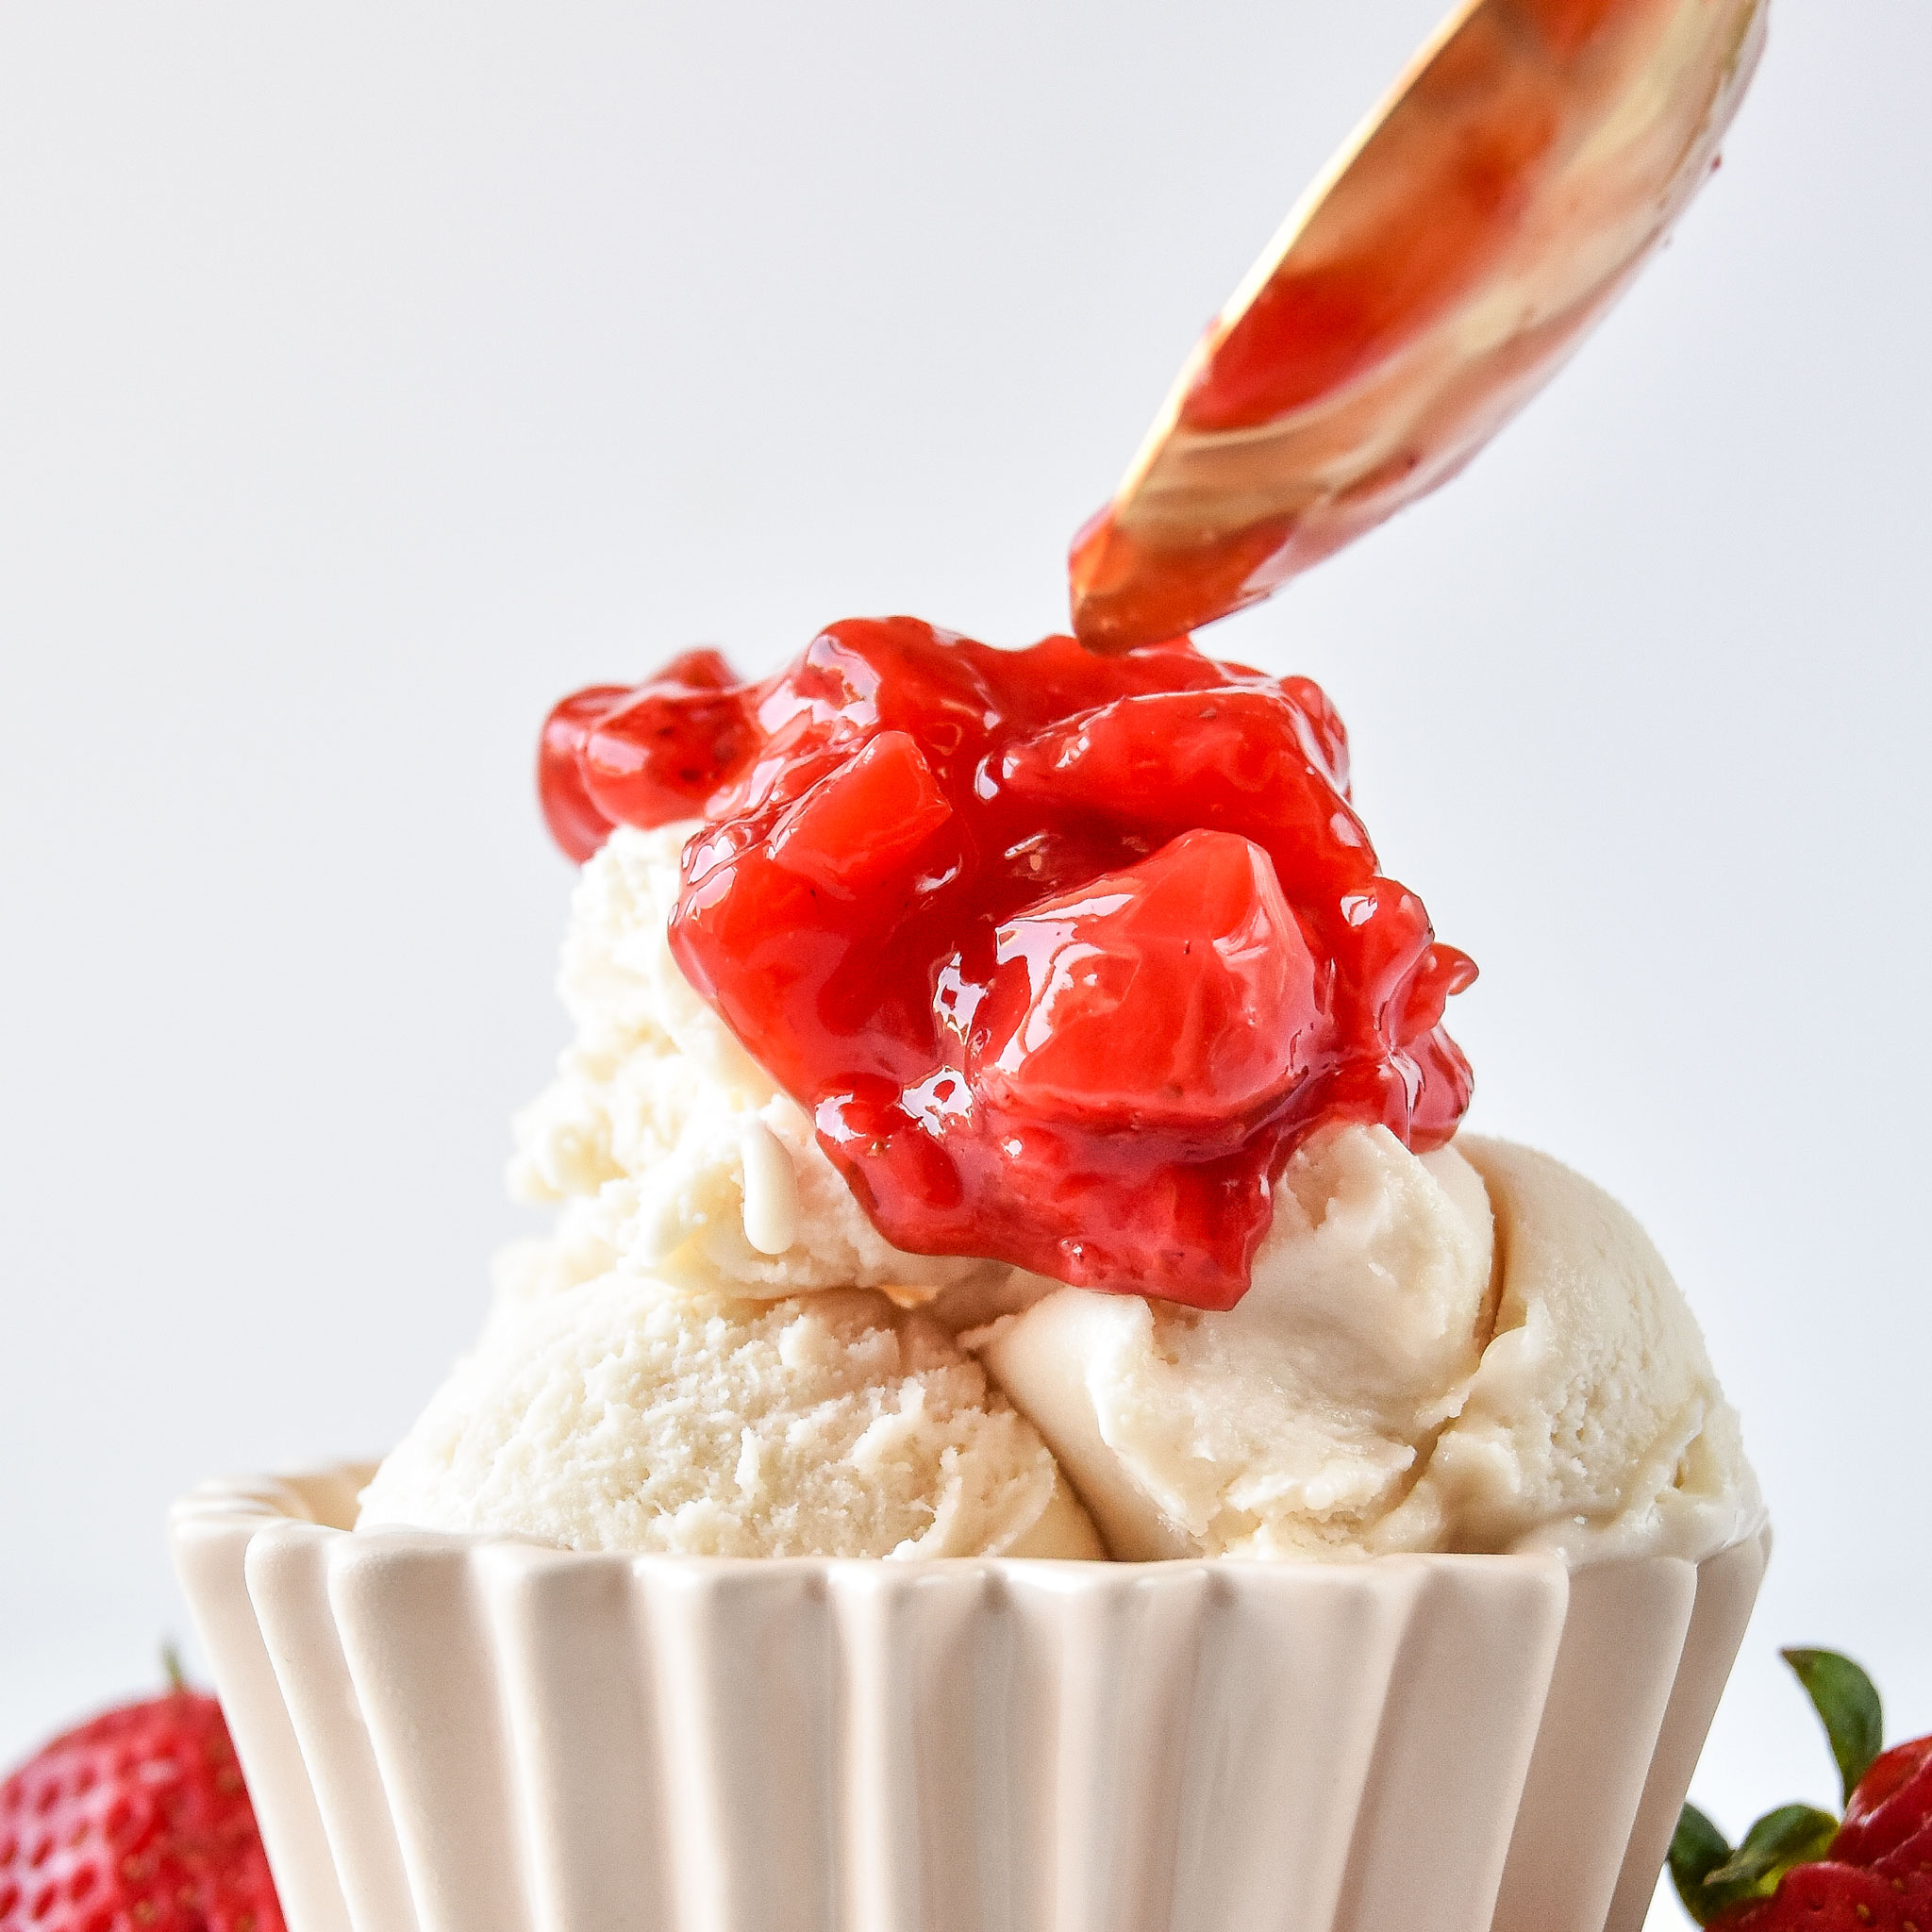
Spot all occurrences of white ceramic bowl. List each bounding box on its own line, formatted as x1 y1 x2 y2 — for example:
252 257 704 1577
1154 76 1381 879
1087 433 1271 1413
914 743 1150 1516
171 1466 1767 1932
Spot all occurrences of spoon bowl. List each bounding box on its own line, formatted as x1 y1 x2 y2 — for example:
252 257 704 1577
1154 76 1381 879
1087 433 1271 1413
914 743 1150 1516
1070 0 1770 655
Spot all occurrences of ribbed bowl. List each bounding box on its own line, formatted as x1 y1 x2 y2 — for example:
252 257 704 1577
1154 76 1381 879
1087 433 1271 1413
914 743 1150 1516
171 1467 1767 1932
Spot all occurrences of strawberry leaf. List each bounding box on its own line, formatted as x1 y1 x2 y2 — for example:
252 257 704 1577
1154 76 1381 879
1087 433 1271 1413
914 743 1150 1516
1783 1648 1884 1806
1704 1804 1840 1894
1670 1805 1736 1925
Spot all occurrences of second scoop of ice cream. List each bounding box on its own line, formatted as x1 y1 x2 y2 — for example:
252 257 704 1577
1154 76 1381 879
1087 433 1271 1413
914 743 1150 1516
975 1126 1759 1564
358 1277 1104 1559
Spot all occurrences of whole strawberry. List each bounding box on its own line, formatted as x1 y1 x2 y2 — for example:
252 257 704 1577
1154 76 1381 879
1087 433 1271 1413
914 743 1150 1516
1674 1648 1932 1931
0 1655 284 1932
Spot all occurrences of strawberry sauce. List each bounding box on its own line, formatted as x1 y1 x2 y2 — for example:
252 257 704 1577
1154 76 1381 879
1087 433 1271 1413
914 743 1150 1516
540 618 1474 1308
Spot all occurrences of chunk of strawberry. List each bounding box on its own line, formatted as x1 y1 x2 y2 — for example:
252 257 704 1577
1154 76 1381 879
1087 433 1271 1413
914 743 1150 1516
972 828 1318 1126
769 730 954 897
537 682 629 862
580 649 757 833
998 685 1376 896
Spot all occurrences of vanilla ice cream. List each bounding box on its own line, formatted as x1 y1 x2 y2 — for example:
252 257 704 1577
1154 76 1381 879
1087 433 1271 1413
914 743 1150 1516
359 822 1077 1564
974 1126 1759 1564
507 822 1005 1304
359 1274 1104 1558
363 817 1758 1570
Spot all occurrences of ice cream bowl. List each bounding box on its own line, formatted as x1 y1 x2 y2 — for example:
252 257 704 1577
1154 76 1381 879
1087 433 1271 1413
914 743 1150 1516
172 1464 1767 1932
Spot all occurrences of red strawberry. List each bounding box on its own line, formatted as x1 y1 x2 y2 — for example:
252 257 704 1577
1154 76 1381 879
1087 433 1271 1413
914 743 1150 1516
1673 1649 1932 1932
0 1655 284 1932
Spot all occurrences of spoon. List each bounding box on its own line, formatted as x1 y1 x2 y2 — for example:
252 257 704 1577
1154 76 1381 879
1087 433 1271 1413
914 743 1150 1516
1068 0 1770 656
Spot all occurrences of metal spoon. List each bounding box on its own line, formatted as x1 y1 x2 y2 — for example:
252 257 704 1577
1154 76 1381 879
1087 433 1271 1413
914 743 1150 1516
1068 0 1770 655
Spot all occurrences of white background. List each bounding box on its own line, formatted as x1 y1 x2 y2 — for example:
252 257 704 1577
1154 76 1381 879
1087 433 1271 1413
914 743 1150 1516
2 4 1926 1923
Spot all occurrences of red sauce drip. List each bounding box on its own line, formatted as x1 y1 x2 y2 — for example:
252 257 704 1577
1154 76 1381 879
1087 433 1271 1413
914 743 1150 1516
1068 502 1301 658
539 618 1475 1309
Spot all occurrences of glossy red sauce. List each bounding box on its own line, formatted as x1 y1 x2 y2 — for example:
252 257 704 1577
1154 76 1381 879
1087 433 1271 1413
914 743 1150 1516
1068 505 1301 659
1068 2 1583 656
540 618 1474 1308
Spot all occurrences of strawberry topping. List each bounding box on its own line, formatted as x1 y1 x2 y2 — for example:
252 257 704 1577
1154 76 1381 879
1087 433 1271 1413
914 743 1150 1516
538 618 1475 1307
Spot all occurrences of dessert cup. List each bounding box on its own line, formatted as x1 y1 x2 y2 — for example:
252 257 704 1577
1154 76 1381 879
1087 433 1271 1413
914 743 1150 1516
173 1464 1767 1932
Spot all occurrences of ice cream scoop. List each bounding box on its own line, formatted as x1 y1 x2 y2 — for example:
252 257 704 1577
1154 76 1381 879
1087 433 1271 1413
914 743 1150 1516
971 1123 1494 1559
358 1274 1103 1560
437 809 1762 1574
974 1131 1758 1565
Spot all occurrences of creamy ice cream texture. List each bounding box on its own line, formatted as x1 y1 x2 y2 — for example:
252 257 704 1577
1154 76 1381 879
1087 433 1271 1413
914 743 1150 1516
358 1278 1103 1558
502 820 994 1304
976 1128 1757 1564
360 822 1760 1564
